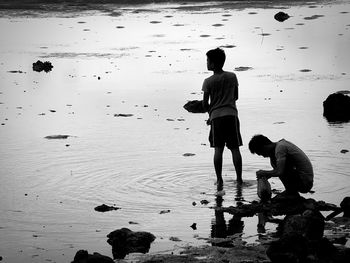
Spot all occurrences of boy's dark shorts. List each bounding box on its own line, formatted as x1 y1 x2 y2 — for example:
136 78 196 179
209 115 243 149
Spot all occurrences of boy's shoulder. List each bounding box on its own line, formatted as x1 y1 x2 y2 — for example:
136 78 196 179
205 71 236 81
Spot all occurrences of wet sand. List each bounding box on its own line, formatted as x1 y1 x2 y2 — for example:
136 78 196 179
0 0 350 262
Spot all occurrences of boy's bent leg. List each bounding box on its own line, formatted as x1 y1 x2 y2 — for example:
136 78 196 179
214 147 224 187
231 147 243 183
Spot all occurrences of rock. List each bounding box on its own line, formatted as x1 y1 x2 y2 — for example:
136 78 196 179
183 153 195 157
169 236 181 242
32 60 53 73
200 200 209 205
44 135 70 139
107 228 155 259
114 113 133 117
279 210 324 240
267 233 309 263
323 92 350 122
190 223 197 230
234 66 253 72
340 197 350 217
71 249 114 263
94 204 120 212
274 11 290 22
183 100 206 113
340 149 349 154
159 209 170 214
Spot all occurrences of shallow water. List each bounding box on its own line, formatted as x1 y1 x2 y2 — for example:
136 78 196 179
0 0 350 262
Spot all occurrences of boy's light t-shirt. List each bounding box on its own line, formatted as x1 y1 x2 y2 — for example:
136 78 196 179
202 71 238 120
275 139 314 187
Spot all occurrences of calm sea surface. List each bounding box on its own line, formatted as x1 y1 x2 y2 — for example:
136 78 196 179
0 0 349 262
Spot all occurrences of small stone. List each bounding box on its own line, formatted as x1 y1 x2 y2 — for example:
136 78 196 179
94 204 120 212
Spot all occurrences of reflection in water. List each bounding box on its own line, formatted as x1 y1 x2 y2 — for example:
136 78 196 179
211 184 244 247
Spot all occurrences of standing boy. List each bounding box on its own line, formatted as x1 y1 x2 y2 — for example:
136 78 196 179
202 48 243 188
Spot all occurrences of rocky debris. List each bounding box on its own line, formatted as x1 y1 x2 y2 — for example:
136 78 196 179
94 204 120 212
107 228 155 259
44 135 71 139
71 249 114 263
135 243 269 263
219 196 339 218
323 91 350 122
263 197 350 263
274 11 290 22
32 60 53 73
183 100 206 113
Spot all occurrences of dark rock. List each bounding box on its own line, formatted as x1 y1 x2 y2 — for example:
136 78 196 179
71 249 114 263
279 210 324 240
32 60 53 73
94 204 120 212
333 246 350 263
107 228 155 259
200 199 209 205
114 113 133 117
340 197 350 217
323 92 350 122
45 135 70 139
183 100 206 113
190 223 197 230
274 11 290 22
234 66 253 72
267 233 308 263
159 209 170 214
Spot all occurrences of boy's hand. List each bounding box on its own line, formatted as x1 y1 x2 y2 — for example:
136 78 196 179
206 119 211 125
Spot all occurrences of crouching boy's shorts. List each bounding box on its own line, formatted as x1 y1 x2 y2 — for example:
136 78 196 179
209 115 243 149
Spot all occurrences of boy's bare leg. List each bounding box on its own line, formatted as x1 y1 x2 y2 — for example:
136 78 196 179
231 147 243 183
214 147 224 188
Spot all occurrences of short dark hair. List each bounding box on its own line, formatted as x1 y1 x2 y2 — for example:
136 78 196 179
206 48 226 68
248 134 272 154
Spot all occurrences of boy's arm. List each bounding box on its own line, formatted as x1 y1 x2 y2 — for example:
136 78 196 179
202 91 210 112
256 157 286 179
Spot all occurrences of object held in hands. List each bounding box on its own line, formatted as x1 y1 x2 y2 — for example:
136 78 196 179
257 177 272 202
183 100 206 113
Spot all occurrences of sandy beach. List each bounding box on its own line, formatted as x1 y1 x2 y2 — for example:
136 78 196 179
0 0 350 262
